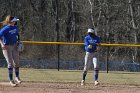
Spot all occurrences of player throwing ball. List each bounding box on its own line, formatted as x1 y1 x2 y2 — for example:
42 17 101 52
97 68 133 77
81 28 100 86
0 15 22 87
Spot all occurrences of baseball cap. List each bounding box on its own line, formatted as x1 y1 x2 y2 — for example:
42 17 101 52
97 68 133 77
87 28 95 33
11 17 19 22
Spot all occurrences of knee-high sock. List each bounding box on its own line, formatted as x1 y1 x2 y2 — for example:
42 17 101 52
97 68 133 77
82 71 87 81
94 69 99 81
8 68 13 81
15 67 19 77
93 57 99 81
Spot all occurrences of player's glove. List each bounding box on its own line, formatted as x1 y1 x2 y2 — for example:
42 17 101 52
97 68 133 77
17 43 24 52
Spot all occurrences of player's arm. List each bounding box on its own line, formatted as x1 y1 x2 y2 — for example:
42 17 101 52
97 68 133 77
0 39 6 49
16 26 20 43
95 37 101 51
84 37 88 46
0 28 7 49
84 37 92 49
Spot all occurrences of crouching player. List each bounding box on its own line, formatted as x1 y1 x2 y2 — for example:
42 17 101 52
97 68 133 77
81 28 101 86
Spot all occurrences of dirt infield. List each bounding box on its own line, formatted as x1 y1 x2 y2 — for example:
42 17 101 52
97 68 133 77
0 82 140 93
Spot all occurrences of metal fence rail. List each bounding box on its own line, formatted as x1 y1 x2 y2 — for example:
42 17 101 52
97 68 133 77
21 41 140 47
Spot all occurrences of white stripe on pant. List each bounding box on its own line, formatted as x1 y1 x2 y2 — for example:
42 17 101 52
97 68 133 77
2 44 19 68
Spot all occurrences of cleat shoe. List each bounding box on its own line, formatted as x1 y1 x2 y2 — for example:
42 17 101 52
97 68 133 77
15 77 22 84
10 80 17 87
94 81 99 86
81 80 85 86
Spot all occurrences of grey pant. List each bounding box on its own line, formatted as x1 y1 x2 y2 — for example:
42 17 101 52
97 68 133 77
83 52 98 71
2 44 20 68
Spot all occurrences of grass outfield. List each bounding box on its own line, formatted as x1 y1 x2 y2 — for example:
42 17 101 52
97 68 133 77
0 68 140 85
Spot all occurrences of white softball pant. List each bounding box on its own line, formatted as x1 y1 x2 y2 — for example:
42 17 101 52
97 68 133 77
83 52 98 71
2 44 20 68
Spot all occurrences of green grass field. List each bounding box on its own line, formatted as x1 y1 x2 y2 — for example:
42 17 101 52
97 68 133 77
0 68 140 85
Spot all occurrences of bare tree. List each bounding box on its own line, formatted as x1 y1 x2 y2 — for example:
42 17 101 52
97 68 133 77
0 0 140 63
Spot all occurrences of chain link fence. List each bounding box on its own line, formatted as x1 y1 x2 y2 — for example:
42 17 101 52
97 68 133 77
0 43 140 72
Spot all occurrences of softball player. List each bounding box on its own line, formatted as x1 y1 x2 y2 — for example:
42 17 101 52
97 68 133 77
0 15 21 87
81 28 100 86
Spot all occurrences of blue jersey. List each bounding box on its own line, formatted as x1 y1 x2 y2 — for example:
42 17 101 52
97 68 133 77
0 24 19 45
84 35 100 53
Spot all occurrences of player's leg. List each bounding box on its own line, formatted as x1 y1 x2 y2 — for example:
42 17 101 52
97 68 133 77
2 45 17 87
92 56 99 85
81 52 91 85
12 44 21 84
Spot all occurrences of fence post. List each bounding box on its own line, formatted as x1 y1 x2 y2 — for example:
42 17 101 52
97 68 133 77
54 0 60 71
106 46 109 73
57 45 60 71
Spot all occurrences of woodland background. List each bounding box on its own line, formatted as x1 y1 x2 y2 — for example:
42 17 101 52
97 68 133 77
0 0 140 68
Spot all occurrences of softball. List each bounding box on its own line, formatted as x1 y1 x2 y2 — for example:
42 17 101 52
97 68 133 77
88 45 92 49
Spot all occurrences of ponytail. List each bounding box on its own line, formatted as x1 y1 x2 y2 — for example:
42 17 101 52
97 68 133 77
1 15 14 26
2 15 11 25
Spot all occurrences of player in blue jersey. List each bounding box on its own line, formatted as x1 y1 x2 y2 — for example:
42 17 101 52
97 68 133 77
0 15 22 87
81 28 100 86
